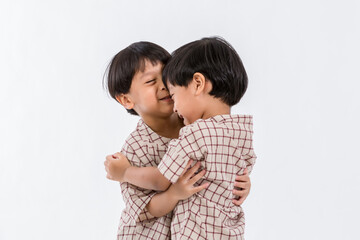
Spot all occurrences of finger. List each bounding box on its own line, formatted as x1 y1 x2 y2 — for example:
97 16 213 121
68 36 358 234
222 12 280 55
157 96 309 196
189 169 206 185
113 152 123 159
104 157 111 165
232 198 244 206
233 188 247 197
179 160 193 178
235 174 250 182
243 181 251 189
191 182 209 194
235 178 251 191
106 173 112 180
234 181 247 189
186 159 193 170
183 162 201 180
106 155 115 162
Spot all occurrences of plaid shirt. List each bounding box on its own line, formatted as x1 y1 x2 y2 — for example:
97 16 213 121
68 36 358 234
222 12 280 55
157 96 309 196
158 115 256 240
117 119 172 240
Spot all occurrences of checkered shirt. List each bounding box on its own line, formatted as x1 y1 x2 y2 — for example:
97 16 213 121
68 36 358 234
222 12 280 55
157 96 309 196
117 119 172 240
158 115 256 240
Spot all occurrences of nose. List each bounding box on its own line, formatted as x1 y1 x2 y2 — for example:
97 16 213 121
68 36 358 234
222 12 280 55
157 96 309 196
173 105 177 113
159 80 167 91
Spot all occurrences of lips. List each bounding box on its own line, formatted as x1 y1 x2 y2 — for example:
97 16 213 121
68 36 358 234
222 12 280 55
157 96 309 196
159 95 172 101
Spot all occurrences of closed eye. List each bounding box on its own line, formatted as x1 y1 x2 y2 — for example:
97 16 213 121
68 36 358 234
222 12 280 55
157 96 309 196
145 79 156 84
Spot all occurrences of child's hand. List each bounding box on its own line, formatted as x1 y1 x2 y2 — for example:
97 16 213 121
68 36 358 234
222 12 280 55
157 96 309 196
104 152 131 182
232 168 251 206
168 160 209 201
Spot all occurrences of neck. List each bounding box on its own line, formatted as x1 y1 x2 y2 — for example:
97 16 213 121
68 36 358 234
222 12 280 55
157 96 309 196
201 98 231 120
141 113 183 139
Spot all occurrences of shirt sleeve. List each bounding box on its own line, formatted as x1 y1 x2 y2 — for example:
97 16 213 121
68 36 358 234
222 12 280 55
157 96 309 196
158 125 206 183
243 148 256 174
120 142 157 222
241 120 257 174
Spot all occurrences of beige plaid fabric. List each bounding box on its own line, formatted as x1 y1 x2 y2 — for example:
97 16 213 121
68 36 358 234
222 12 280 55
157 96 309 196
158 115 256 240
117 119 172 240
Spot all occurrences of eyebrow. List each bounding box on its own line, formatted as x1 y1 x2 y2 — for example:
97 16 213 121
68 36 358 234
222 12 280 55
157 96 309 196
140 71 158 80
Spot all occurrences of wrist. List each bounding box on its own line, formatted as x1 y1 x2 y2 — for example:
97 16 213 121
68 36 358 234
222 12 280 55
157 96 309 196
167 185 181 202
123 166 134 183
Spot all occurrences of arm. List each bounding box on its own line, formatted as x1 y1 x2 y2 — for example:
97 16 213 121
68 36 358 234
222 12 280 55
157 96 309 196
104 152 171 191
125 165 171 191
144 185 179 217
146 161 209 217
105 143 161 223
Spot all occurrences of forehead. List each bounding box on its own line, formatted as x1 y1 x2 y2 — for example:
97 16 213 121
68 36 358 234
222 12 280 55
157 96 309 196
167 83 183 93
167 83 175 92
134 60 162 80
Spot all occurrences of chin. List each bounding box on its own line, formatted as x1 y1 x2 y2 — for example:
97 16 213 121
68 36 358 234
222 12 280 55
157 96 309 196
162 111 175 118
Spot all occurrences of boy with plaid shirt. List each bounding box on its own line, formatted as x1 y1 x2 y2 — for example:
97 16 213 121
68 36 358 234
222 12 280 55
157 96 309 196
104 41 252 239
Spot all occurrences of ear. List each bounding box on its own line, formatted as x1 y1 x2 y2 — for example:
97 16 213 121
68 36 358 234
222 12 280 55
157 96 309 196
115 94 135 110
192 72 207 96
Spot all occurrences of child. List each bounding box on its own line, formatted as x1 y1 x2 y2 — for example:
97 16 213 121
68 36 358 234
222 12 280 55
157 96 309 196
104 41 252 240
108 37 256 239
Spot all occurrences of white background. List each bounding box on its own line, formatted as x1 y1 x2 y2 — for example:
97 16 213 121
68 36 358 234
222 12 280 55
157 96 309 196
1 0 360 239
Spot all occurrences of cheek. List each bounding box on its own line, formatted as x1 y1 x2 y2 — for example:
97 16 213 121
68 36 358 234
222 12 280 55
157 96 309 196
181 96 192 110
139 88 157 102
174 98 184 111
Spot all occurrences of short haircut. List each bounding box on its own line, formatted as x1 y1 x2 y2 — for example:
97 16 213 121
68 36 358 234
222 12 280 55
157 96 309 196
162 37 248 106
104 42 171 115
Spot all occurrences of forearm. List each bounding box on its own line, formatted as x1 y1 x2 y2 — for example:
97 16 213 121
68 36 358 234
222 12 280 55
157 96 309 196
146 161 209 217
124 166 171 191
145 187 179 217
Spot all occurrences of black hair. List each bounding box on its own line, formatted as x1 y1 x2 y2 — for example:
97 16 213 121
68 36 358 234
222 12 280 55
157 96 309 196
104 41 171 115
162 37 248 106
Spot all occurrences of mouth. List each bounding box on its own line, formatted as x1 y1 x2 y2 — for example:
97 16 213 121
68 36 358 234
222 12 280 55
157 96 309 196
178 114 184 119
159 95 172 101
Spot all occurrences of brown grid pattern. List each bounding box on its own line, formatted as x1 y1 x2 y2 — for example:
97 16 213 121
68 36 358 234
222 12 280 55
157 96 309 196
158 115 256 239
117 119 172 240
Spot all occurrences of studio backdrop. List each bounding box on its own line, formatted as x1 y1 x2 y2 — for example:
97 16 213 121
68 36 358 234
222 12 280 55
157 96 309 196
1 0 359 239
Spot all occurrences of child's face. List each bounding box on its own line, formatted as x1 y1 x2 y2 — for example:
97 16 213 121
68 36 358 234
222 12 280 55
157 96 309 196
168 82 201 125
128 60 174 118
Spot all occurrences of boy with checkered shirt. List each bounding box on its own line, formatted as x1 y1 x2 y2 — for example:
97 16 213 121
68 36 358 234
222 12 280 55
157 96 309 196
104 41 252 239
